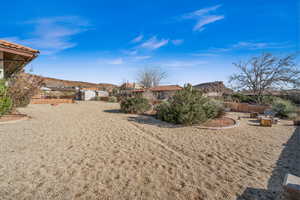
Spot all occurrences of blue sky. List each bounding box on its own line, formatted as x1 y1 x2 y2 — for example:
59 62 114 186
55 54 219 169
1 0 298 85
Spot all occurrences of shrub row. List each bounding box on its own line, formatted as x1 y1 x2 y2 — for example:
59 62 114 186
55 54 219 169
120 85 225 125
120 97 151 114
155 86 224 125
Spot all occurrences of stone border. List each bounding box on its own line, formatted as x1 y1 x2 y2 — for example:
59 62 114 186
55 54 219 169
196 117 239 130
0 115 29 125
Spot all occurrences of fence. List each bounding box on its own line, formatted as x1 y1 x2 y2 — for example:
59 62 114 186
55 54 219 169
224 102 270 113
30 98 74 104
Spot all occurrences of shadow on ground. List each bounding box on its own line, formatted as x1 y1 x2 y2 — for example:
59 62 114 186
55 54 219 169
237 126 300 200
127 115 181 129
103 109 121 114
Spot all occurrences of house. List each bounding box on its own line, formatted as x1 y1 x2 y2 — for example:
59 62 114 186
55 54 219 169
132 85 183 100
119 82 144 96
193 81 233 97
79 87 109 100
0 40 39 79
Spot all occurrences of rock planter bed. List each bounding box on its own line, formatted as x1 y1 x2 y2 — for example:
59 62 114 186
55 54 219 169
0 114 29 124
199 117 238 130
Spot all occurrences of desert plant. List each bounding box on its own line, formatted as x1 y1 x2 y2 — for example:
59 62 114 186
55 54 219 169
288 113 299 120
8 73 43 108
108 96 118 103
261 95 277 105
271 98 296 118
156 85 212 125
202 99 225 119
231 93 255 103
0 80 12 116
120 96 151 114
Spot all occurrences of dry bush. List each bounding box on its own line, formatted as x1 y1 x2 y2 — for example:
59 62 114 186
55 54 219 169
8 73 43 108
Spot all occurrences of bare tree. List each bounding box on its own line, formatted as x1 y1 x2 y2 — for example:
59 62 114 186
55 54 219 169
229 53 300 103
137 67 167 88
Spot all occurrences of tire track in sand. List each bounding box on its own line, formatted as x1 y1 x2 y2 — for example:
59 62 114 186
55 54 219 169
128 120 204 167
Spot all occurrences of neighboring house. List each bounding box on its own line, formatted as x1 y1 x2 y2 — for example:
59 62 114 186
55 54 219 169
193 81 233 97
119 82 144 96
132 85 183 100
149 85 183 99
0 40 39 79
79 87 109 100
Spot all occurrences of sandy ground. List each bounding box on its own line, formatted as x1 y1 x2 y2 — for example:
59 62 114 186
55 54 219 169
0 101 299 200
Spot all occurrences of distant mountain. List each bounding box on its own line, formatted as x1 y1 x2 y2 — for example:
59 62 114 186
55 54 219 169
25 73 118 89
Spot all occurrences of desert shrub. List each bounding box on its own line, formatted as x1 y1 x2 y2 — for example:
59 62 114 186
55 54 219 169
0 80 12 116
156 85 215 125
231 93 255 103
120 97 151 114
202 99 225 119
288 112 299 120
92 96 102 101
261 95 277 105
271 98 296 118
8 73 43 107
108 96 118 103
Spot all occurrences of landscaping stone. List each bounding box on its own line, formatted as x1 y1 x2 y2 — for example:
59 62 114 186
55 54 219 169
283 174 300 200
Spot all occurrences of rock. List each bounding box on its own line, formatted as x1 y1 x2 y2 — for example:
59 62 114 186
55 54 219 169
283 174 300 200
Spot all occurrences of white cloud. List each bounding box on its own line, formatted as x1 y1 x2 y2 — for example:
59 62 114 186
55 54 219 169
107 58 124 65
155 60 208 69
139 36 169 50
208 41 292 52
172 39 184 45
184 5 222 18
132 55 151 60
4 16 91 55
193 15 224 31
131 34 143 43
182 5 224 31
122 49 138 56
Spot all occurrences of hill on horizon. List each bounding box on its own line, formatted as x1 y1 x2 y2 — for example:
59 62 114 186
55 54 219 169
25 73 118 89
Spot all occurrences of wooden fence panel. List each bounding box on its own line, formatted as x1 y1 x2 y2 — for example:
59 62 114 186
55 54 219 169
224 102 269 113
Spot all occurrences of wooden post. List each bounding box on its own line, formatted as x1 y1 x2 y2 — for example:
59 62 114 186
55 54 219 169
0 51 4 79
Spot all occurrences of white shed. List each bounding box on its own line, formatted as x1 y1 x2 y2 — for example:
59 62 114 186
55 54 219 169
81 90 96 101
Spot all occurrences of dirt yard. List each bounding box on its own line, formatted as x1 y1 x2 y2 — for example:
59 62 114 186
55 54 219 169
0 101 299 200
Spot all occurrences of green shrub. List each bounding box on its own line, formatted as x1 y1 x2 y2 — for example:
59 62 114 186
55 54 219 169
0 81 12 116
261 95 277 105
288 113 299 120
271 98 296 118
231 93 255 103
155 85 221 125
108 96 118 103
120 97 151 114
202 99 225 119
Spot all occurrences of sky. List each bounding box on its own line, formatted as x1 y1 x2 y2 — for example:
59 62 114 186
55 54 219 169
1 0 298 85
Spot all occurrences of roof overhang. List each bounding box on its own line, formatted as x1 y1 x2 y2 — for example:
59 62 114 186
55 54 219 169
0 40 39 77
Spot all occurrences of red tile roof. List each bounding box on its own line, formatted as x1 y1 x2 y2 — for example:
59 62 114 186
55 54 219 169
150 85 182 92
0 40 39 55
132 85 182 93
